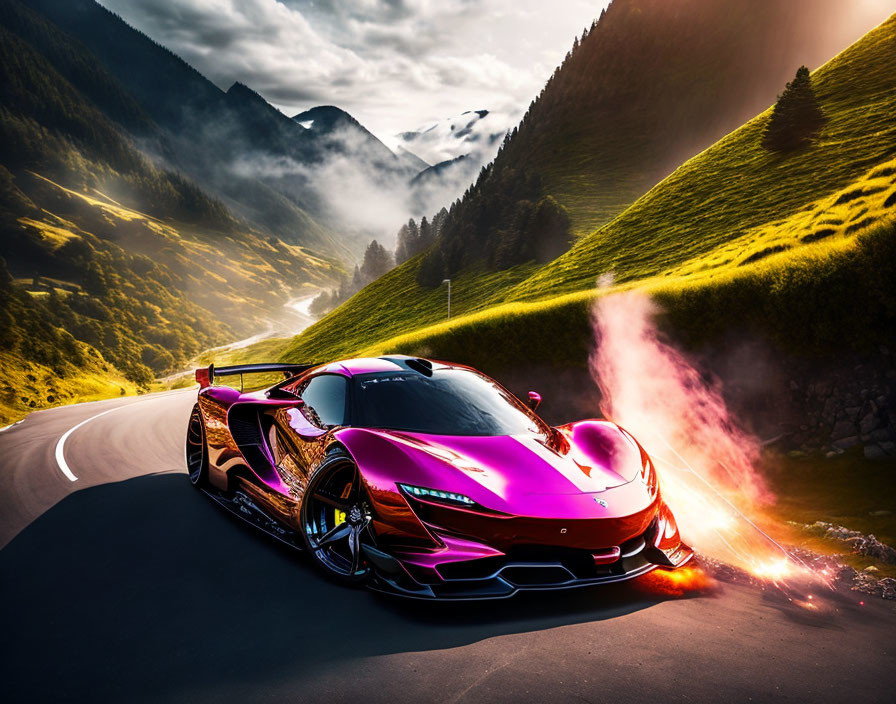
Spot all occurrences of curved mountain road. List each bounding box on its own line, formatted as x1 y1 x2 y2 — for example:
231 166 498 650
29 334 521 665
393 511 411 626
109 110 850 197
1 391 894 703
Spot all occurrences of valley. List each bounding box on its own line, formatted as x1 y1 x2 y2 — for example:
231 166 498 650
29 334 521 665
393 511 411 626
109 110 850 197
0 0 493 423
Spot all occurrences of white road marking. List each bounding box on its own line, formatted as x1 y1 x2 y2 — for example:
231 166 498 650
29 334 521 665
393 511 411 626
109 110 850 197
52 389 193 482
0 420 24 433
54 407 127 482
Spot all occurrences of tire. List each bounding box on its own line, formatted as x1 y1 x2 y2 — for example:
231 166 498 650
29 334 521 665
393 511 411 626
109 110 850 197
185 404 209 488
300 447 374 584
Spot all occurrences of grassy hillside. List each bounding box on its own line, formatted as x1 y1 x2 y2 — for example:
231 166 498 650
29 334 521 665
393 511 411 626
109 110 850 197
211 209 895 378
395 0 888 286
363 217 896 372
258 13 896 364
0 349 137 426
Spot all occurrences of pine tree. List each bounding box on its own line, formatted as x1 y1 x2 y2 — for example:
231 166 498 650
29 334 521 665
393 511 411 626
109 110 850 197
432 207 448 239
308 290 332 318
406 218 419 252
531 196 571 262
394 223 410 264
336 272 351 301
416 247 445 288
360 240 393 283
83 261 108 296
418 216 432 250
762 66 825 152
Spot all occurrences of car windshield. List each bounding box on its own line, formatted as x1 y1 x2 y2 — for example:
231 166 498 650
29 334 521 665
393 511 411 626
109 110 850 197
353 369 545 437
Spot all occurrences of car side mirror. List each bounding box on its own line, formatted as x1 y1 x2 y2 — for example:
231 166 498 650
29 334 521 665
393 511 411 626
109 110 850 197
286 407 326 440
527 391 542 411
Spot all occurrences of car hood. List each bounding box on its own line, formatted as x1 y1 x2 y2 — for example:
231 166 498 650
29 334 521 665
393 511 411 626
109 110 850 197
336 421 650 519
396 430 634 494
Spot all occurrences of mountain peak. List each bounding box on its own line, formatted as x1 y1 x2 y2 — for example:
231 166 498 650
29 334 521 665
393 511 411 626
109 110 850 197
226 81 267 102
292 105 360 132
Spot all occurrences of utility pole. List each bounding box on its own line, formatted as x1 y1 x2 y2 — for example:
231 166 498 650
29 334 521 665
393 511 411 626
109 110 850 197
442 279 451 319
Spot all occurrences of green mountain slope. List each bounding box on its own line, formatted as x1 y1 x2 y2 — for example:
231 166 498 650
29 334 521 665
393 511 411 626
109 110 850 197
13 0 350 253
507 0 879 237
0 1 342 421
406 0 887 283
239 11 896 368
18 0 431 256
511 13 896 299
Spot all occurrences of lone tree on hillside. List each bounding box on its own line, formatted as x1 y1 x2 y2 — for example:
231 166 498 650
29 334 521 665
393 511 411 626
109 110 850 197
762 66 825 152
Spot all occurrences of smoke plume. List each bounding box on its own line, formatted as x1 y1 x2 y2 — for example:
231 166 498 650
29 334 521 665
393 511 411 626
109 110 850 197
590 289 769 504
590 288 803 579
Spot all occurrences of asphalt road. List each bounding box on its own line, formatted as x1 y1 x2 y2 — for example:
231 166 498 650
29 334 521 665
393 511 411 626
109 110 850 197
1 391 894 703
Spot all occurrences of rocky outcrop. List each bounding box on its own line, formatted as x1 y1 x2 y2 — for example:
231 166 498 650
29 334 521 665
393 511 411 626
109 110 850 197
804 521 896 564
782 348 896 458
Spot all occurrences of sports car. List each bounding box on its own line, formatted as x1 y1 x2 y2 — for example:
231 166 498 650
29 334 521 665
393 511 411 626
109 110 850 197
187 355 693 599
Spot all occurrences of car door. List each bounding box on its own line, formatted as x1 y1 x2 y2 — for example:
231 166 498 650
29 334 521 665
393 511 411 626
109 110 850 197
267 373 350 512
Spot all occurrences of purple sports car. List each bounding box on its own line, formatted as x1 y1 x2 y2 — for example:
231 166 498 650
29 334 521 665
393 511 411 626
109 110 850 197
187 355 693 599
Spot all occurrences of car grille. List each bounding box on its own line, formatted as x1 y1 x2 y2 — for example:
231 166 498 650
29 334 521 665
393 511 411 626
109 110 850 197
436 522 656 584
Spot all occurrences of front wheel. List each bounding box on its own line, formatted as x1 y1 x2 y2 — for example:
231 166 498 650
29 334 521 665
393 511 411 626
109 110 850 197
300 449 374 583
185 404 208 488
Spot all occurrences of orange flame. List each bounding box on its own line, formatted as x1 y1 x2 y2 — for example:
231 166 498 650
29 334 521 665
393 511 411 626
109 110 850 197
638 565 717 597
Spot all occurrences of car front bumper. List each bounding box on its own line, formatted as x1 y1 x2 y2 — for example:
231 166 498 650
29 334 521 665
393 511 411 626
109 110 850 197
362 515 694 600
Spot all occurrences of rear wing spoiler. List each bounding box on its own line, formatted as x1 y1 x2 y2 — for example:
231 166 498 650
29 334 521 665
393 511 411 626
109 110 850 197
195 362 316 389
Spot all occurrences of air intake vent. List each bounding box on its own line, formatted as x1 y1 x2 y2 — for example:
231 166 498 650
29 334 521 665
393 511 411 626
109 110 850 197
405 358 433 376
379 355 435 376
229 414 261 445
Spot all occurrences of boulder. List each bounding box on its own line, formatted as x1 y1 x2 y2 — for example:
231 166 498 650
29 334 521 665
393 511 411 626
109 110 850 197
830 419 856 441
833 435 859 450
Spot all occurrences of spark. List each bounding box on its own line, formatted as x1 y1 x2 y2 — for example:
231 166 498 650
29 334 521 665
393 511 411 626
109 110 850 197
753 559 792 582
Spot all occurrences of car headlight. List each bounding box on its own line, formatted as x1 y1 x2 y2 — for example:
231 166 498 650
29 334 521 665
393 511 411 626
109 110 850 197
398 483 475 506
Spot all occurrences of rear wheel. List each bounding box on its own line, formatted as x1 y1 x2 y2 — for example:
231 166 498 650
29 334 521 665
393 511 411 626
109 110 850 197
300 449 374 583
185 404 208 488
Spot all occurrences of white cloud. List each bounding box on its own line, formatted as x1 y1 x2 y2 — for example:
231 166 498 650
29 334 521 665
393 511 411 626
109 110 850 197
97 0 606 138
94 0 609 246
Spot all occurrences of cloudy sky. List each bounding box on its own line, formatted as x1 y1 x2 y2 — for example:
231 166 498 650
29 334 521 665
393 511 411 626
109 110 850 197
96 0 609 142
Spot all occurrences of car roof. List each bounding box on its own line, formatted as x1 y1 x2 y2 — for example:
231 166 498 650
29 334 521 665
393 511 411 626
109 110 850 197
315 355 455 377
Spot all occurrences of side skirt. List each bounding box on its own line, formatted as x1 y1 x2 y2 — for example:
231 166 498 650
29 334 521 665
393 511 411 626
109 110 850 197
201 487 304 551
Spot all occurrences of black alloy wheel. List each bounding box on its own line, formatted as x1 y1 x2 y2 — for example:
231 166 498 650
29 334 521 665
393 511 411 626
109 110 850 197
186 404 208 487
301 450 374 583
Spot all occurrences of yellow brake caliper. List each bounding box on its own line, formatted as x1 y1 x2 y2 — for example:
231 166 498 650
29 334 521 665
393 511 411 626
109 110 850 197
334 481 352 525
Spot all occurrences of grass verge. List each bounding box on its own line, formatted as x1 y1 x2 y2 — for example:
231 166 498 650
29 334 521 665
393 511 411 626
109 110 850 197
0 349 137 426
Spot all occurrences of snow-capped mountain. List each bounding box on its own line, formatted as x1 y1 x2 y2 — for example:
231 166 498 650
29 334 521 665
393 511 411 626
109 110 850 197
394 109 510 166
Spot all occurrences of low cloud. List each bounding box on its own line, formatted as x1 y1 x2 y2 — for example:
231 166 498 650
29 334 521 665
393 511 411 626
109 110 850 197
230 120 482 248
95 0 606 248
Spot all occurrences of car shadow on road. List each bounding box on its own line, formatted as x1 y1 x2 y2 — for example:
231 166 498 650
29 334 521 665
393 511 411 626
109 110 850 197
0 473 686 701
